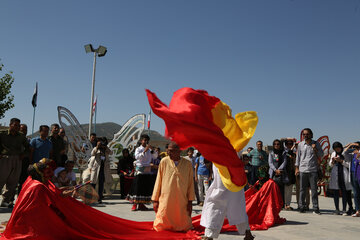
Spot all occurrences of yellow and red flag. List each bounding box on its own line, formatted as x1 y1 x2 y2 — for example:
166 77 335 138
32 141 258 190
146 87 258 192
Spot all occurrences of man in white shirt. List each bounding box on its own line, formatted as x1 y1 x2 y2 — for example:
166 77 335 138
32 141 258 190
127 134 155 211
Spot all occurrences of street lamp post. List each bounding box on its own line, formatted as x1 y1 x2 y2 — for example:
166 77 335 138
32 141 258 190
84 44 107 139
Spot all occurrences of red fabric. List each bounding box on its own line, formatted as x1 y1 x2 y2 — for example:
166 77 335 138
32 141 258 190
1 178 284 239
192 179 286 232
1 177 200 240
146 88 246 187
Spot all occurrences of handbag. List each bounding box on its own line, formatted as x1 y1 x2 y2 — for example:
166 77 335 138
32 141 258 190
273 172 290 185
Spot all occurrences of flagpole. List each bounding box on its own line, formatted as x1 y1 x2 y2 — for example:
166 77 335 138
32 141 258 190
94 96 97 133
147 109 151 137
31 106 36 136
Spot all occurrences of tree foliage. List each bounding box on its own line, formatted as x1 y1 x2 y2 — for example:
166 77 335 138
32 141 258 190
0 61 15 119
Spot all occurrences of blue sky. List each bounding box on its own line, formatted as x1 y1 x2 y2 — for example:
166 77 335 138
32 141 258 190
1 0 360 148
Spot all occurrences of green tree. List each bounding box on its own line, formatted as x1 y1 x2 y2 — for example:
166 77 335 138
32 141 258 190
0 61 15 119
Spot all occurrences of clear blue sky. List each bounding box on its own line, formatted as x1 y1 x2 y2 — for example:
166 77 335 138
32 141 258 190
1 0 360 148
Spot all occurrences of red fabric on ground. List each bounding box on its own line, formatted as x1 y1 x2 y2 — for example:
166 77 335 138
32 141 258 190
192 179 286 232
1 177 200 240
146 88 246 187
1 178 284 239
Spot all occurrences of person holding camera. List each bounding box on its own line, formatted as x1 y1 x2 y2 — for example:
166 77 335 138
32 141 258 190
89 137 112 203
295 128 324 214
328 141 353 215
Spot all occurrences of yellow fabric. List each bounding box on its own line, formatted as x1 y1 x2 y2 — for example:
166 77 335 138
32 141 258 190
211 101 258 192
152 157 195 232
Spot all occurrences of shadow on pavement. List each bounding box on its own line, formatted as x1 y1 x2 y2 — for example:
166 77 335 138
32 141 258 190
284 220 308 225
0 208 12 214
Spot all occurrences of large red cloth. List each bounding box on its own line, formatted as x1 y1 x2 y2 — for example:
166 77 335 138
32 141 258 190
1 178 284 239
192 179 286 232
146 88 246 187
1 177 200 240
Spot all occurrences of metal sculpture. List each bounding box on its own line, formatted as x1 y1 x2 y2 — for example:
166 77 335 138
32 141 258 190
317 136 331 196
108 114 146 168
57 106 92 170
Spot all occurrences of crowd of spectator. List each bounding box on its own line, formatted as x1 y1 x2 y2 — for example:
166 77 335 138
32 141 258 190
1 118 360 220
242 128 360 217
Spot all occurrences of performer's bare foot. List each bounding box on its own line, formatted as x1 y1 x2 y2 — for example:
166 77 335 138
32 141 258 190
244 230 254 240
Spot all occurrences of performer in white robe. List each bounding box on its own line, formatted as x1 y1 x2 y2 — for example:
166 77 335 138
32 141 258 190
200 164 254 239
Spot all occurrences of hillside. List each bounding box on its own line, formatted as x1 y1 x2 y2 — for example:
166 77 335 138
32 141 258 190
31 122 170 150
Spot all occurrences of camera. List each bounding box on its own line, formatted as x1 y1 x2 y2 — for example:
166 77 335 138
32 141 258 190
100 141 107 147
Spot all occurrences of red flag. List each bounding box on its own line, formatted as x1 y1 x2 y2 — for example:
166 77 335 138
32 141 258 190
147 110 151 129
92 95 97 115
146 88 246 187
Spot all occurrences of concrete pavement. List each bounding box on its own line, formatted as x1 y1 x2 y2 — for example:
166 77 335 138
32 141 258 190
1 192 359 239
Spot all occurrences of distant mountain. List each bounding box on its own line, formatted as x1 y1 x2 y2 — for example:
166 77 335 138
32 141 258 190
31 122 170 150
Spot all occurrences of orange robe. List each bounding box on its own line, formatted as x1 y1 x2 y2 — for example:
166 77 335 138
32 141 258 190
152 157 195 232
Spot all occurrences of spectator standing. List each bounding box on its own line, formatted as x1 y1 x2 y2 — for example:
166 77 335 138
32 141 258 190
268 139 288 206
49 124 66 167
89 137 113 203
150 147 161 175
248 141 268 185
30 125 52 164
283 139 297 210
195 154 213 206
18 124 31 194
184 147 200 204
81 133 97 153
295 128 324 214
328 141 353 215
59 128 69 164
117 148 135 199
0 118 29 208
127 134 155 211
343 142 360 217
89 133 97 148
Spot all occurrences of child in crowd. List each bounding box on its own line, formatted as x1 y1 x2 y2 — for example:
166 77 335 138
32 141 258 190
64 160 77 186
241 151 253 191
54 167 71 188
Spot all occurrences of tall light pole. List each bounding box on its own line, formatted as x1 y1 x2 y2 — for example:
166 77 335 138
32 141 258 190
84 44 107 139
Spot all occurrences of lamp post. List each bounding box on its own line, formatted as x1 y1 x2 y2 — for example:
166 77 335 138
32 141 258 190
84 44 107 139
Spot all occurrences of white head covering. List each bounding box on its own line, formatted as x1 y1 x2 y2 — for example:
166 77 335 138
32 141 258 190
54 167 66 177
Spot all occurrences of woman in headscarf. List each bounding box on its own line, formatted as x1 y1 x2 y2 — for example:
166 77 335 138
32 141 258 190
328 141 354 215
268 139 288 206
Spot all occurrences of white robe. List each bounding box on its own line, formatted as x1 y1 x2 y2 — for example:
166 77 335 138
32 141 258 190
200 164 249 233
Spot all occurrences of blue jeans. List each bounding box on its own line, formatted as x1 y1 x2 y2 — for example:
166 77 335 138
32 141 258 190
351 172 360 211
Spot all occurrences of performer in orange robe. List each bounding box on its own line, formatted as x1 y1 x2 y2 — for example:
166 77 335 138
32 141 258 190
152 142 195 232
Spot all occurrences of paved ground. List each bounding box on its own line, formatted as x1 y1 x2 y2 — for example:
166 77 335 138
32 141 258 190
1 191 359 240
